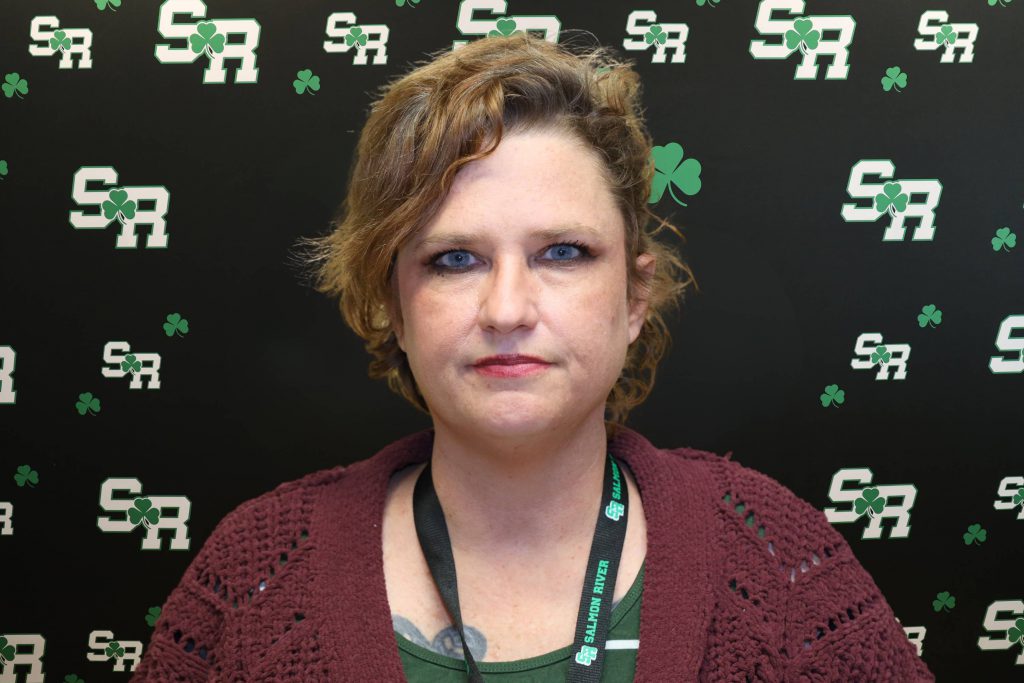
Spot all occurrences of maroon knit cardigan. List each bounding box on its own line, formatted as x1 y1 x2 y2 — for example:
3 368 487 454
131 425 935 681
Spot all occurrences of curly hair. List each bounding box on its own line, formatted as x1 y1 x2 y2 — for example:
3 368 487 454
287 30 699 440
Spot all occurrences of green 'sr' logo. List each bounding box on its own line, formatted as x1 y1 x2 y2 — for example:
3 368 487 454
605 501 625 521
575 644 599 665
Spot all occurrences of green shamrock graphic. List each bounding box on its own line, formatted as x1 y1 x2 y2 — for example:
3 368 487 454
645 25 667 45
3 73 29 99
121 353 142 374
293 69 320 95
164 312 190 337
128 497 162 529
874 182 909 216
488 18 519 37
346 27 369 47
932 590 956 612
917 304 942 328
102 188 137 223
145 606 162 627
962 523 986 545
76 391 101 415
1013 489 1023 507
105 641 126 659
14 464 39 488
189 21 226 58
854 487 886 518
649 142 702 206
0 636 16 663
96 0 122 9
49 30 72 53
63 675 86 683
396 0 422 6
881 66 907 93
1008 618 1024 645
820 384 845 407
988 0 1013 5
785 18 820 55
0 159 7 179
696 0 722 6
992 226 1016 252
870 345 891 365
934 24 958 45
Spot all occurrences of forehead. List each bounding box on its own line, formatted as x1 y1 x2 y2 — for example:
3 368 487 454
411 131 622 250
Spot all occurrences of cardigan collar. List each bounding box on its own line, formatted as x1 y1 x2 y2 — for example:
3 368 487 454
313 425 719 681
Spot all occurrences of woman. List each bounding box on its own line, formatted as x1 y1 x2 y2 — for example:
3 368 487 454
132 32 935 682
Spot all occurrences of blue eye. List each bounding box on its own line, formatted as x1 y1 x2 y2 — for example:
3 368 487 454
427 241 593 276
544 243 584 260
433 250 478 270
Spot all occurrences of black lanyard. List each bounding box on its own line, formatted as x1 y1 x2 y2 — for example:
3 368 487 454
412 450 629 682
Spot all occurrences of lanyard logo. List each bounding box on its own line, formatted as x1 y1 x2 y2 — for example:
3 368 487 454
575 644 599 666
605 500 625 521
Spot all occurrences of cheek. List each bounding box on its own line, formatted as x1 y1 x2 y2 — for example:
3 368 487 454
588 281 628 327
402 290 466 357
557 289 627 356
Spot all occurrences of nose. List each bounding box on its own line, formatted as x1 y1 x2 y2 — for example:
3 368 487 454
477 252 540 333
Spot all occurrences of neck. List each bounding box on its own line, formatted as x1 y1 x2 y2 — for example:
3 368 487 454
426 416 610 563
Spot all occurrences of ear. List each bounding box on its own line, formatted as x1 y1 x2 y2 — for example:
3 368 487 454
388 293 405 353
391 311 405 353
386 267 405 352
627 253 656 345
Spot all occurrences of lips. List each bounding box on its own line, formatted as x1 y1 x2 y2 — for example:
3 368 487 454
472 359 551 378
474 355 550 366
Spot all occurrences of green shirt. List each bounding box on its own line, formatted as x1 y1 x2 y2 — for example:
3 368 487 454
394 559 645 681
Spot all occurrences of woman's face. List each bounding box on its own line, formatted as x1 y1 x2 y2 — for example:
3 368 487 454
390 129 656 438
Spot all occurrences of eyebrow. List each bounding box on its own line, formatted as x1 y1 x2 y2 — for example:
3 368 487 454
413 223 605 252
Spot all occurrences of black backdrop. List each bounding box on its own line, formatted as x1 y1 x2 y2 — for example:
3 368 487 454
2 0 1023 680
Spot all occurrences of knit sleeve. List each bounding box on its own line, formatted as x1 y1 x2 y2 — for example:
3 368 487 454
775 478 935 682
130 515 233 682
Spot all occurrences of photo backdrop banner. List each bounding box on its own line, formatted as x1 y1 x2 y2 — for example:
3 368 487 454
1 0 1023 680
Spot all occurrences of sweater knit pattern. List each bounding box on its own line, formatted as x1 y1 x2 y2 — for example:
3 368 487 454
130 426 935 682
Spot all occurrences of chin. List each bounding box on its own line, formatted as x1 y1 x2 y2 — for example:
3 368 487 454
461 409 557 437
